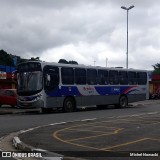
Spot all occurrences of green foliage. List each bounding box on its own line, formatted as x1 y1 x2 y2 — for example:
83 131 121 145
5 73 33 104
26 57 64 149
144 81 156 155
29 57 40 61
58 59 69 64
152 63 160 70
0 50 42 67
68 60 78 65
0 50 15 66
152 63 160 74
17 57 27 64
0 49 78 68
58 59 78 65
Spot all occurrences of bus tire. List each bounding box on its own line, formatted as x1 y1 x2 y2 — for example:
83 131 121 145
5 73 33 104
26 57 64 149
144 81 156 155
63 97 75 112
118 95 128 108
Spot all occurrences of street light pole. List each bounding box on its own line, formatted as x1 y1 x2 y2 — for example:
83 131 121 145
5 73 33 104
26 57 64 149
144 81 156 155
121 5 134 69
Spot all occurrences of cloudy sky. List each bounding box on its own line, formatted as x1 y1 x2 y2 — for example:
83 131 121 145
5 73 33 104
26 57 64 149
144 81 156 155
0 0 160 70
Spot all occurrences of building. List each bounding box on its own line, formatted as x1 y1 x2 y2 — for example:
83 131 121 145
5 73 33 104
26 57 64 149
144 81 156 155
0 65 16 89
149 70 160 98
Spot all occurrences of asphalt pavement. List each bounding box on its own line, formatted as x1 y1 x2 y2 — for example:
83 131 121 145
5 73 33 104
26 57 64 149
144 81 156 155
0 99 160 115
6 99 160 160
0 106 40 115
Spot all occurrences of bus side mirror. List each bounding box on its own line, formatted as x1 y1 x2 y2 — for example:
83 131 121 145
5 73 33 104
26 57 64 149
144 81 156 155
45 74 51 86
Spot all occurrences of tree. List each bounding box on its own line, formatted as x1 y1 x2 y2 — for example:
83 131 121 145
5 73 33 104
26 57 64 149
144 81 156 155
29 57 41 61
58 59 78 65
152 63 160 71
15 56 27 64
152 63 160 75
0 50 15 66
68 60 78 65
0 49 44 66
58 59 69 64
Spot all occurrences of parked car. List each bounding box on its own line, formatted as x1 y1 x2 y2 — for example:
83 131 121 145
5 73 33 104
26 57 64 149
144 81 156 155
0 89 17 107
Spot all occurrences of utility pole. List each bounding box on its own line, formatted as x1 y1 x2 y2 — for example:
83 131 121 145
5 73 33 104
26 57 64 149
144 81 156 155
121 5 134 69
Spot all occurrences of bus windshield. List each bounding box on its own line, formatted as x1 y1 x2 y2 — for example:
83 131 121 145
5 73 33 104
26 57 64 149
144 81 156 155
17 62 42 95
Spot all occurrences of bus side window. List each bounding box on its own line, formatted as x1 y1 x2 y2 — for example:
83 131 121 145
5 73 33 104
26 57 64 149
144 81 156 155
128 71 137 85
109 70 119 85
87 69 97 85
137 72 147 85
61 68 74 84
119 71 128 85
75 68 86 84
98 70 108 85
44 66 59 90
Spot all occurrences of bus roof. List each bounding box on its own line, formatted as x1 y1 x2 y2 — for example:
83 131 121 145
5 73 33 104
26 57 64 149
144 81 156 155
18 61 148 72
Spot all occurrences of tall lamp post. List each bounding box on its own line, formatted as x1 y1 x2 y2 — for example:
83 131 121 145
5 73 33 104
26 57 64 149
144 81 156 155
121 5 134 69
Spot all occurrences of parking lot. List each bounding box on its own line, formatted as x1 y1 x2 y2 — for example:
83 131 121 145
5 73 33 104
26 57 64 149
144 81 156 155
19 111 160 159
53 112 160 151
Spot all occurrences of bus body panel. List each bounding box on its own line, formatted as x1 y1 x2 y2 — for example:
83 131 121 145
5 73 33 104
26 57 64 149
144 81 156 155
44 85 147 108
16 61 149 110
45 94 146 108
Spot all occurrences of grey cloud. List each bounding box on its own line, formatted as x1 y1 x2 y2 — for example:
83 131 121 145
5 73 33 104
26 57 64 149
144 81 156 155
0 0 160 69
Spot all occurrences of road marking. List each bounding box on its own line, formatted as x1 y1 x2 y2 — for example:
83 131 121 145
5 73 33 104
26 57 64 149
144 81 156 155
68 128 109 134
102 137 160 150
81 118 97 121
53 121 123 151
147 138 160 141
52 112 160 152
66 128 123 142
102 138 150 150
53 128 109 151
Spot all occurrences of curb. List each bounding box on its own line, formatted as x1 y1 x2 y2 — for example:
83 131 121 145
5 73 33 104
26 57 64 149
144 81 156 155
0 109 40 115
0 111 13 115
12 136 63 160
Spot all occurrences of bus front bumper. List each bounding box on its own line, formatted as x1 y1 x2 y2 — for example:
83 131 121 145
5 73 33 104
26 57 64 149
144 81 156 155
17 99 44 109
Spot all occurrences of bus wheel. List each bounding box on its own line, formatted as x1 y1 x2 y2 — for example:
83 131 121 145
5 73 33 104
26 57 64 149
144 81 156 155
63 97 75 112
118 96 128 108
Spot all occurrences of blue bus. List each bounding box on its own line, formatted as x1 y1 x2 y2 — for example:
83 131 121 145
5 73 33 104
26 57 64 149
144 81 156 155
17 61 149 112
